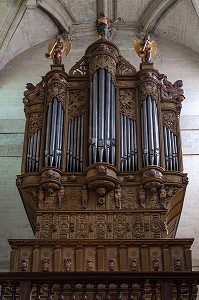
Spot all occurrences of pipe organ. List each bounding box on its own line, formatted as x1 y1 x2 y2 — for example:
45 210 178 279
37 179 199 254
12 39 192 274
89 69 116 165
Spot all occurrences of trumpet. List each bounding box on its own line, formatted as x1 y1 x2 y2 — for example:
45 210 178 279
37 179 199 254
45 41 57 59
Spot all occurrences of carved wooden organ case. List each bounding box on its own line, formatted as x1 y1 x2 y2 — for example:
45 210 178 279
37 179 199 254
12 39 193 272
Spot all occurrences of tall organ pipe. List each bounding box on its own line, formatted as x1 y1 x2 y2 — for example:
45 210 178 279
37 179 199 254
89 81 93 165
120 114 124 171
120 115 137 172
45 101 52 166
55 101 62 168
141 99 149 166
105 72 111 163
66 114 84 172
89 69 116 165
147 96 155 165
92 72 98 163
141 97 160 167
163 127 179 171
133 120 138 170
49 99 58 166
111 83 116 165
98 69 105 162
35 129 41 172
44 98 64 167
123 115 127 170
80 115 84 171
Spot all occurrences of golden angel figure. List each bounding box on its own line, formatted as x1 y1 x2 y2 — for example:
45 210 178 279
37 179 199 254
45 37 72 65
133 32 157 63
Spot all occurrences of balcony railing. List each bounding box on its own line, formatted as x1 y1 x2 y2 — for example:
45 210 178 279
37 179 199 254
0 271 199 300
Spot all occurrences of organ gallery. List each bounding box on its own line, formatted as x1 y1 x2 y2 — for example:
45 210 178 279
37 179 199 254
10 34 193 276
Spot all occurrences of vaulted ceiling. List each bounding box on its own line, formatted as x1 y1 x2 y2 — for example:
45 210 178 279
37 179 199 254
0 0 198 70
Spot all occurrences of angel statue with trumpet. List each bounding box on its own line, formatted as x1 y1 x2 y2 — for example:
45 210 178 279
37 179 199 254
133 32 157 63
45 36 72 65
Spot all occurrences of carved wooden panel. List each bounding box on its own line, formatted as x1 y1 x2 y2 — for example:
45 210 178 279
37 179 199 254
119 89 136 119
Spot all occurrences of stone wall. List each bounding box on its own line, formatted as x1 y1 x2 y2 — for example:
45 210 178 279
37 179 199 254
0 34 199 271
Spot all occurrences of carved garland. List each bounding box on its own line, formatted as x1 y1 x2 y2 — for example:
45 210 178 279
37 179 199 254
162 111 177 133
119 89 136 119
68 90 85 122
89 54 116 83
28 113 43 138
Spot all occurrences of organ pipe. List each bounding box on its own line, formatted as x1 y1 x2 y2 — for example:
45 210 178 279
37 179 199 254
141 96 160 167
89 69 116 165
163 126 179 171
66 115 84 172
120 114 137 172
44 98 64 168
111 81 116 165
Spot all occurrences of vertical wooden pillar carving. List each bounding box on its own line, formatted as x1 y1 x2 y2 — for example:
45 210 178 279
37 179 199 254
75 245 83 271
141 245 149 271
97 245 105 271
54 245 61 271
32 245 40 272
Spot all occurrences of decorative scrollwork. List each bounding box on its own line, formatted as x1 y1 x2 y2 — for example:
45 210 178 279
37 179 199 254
119 89 136 119
89 54 116 82
140 81 158 101
68 90 85 121
47 82 66 106
69 56 88 76
117 56 136 75
28 113 43 138
162 111 177 133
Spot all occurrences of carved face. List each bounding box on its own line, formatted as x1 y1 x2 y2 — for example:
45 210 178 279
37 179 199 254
21 259 28 271
108 259 115 271
64 259 72 271
97 165 107 174
86 260 94 271
47 169 54 178
96 187 106 196
153 259 159 271
42 259 49 271
130 259 137 271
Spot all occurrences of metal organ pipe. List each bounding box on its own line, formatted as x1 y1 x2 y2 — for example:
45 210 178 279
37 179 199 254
66 115 84 172
152 99 160 166
49 99 58 166
44 98 64 168
120 114 124 171
105 72 111 163
120 115 137 172
141 99 149 167
89 81 93 165
92 72 98 163
147 96 155 165
111 82 116 165
141 97 160 167
163 126 179 171
98 69 105 162
89 69 116 165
